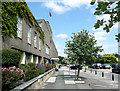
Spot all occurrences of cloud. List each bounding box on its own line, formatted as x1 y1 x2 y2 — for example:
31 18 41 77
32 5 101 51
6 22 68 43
56 34 67 38
61 0 91 8
43 2 70 14
92 27 103 31
102 43 117 49
42 0 92 14
93 31 109 41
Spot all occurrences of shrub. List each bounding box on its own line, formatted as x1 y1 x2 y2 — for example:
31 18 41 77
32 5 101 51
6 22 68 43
2 49 22 67
2 66 25 90
52 64 56 68
37 64 45 75
44 64 52 72
24 63 39 82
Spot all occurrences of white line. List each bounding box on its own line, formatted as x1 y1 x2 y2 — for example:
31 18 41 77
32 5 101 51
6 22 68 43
65 80 75 84
46 77 56 83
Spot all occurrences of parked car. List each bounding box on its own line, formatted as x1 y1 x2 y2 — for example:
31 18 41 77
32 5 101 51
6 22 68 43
93 63 102 69
101 64 111 69
112 63 120 74
70 64 82 70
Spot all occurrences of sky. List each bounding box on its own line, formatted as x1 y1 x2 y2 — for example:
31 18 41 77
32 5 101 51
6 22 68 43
26 0 118 57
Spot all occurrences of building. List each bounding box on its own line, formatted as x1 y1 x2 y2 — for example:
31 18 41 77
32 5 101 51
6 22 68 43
2 7 58 65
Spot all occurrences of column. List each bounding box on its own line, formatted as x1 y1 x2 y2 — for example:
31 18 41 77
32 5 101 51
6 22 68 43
30 55 33 63
20 52 25 64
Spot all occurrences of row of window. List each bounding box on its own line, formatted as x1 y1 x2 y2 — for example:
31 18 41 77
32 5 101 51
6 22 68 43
17 16 41 50
17 16 49 54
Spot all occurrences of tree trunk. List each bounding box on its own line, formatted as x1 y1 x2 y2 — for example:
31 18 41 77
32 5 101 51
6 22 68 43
77 65 80 80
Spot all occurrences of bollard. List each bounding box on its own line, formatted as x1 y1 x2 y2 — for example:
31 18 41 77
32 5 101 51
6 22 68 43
95 70 97 75
112 74 114 81
102 72 104 77
91 70 92 73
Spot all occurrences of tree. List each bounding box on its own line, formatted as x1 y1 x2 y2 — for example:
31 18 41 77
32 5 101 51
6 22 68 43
58 56 64 64
65 29 103 80
90 0 120 41
103 54 117 63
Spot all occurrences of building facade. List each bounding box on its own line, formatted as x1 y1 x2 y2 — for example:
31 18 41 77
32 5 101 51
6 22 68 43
2 14 58 65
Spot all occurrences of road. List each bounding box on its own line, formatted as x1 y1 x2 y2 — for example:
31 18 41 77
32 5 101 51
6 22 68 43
39 66 119 90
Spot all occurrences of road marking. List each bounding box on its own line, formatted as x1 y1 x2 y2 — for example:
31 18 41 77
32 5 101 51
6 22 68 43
94 85 107 87
46 77 56 83
65 80 75 84
64 76 71 78
75 81 85 84
64 72 69 75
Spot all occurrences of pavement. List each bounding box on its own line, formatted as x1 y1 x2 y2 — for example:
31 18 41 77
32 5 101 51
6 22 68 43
39 66 119 90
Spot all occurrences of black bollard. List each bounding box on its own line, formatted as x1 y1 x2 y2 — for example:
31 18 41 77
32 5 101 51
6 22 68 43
91 70 92 73
95 70 97 75
102 72 104 77
112 74 114 81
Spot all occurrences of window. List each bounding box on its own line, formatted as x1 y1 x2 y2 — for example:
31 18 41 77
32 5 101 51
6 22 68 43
17 16 22 38
33 55 36 63
34 33 37 48
39 38 41 50
38 22 42 27
46 44 49 55
27 25 31 44
25 53 30 64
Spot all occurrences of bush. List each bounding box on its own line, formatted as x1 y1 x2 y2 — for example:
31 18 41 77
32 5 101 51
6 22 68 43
2 49 22 67
44 64 52 72
51 64 56 68
37 64 45 75
2 66 25 90
23 63 39 81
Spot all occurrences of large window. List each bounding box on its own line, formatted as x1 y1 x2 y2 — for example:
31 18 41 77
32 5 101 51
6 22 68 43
39 38 41 50
34 33 37 48
46 44 49 55
17 16 22 38
25 53 30 64
27 25 31 44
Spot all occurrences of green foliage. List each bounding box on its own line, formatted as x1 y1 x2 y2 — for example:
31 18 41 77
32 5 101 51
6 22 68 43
44 64 52 72
58 56 64 64
2 1 44 43
2 67 24 90
51 64 56 68
2 49 22 67
65 29 103 65
90 0 120 41
103 54 117 63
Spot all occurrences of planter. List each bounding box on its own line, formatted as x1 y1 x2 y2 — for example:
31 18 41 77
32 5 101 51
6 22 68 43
11 68 55 91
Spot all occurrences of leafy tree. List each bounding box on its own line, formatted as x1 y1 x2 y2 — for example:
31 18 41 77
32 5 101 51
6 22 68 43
90 0 120 41
58 56 64 64
103 54 117 63
65 29 103 80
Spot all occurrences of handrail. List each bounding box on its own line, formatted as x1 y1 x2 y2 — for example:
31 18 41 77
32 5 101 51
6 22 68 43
11 68 55 91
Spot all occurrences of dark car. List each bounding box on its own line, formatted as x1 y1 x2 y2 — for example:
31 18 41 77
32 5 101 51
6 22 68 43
112 64 120 74
70 64 82 70
101 64 111 69
92 63 102 69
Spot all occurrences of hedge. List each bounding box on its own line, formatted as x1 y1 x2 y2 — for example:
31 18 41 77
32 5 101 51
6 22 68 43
2 49 22 67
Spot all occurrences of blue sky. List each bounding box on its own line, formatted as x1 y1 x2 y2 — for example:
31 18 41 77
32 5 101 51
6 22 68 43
26 0 118 57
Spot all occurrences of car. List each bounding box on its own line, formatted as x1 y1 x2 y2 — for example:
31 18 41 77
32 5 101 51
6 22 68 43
93 63 102 69
70 64 82 70
112 63 120 74
101 63 111 69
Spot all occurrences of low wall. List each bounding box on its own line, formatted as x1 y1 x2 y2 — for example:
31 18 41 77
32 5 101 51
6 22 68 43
11 68 55 91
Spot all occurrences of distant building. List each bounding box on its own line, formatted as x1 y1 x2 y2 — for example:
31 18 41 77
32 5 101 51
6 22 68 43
2 7 58 65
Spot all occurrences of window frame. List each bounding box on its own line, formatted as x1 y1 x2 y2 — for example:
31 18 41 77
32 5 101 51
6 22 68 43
17 16 22 38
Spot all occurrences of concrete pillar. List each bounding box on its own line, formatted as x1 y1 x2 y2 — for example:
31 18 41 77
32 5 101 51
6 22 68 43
40 57 44 64
20 52 26 64
36 56 38 64
30 55 33 63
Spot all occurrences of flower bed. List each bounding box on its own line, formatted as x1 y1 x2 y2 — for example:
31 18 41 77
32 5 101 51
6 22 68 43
2 63 56 90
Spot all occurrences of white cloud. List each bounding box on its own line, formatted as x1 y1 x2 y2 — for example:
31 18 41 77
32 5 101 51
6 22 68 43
43 2 70 14
102 43 117 49
96 14 110 21
42 0 92 14
56 34 67 38
93 31 109 41
61 0 91 8
92 27 103 31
